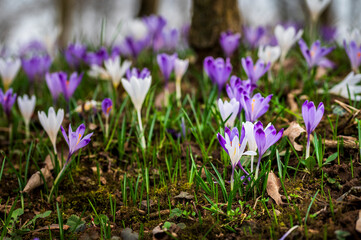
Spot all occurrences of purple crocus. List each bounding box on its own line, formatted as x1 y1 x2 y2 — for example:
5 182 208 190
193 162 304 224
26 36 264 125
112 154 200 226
254 122 283 178
343 40 361 73
60 123 93 163
59 72 83 102
84 47 109 66
64 43 87 68
45 72 64 103
21 55 52 82
240 93 272 122
204 56 232 94
226 76 255 112
153 28 179 52
219 31 241 58
117 36 150 59
298 39 335 69
241 56 270 85
126 67 150 80
101 98 112 117
217 126 256 190
0 88 16 118
157 53 177 88
143 15 167 39
243 26 266 49
302 100 324 159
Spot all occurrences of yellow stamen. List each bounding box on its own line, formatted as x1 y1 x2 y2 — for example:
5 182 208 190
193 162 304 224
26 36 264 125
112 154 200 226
310 51 315 57
358 52 361 58
106 106 112 114
76 133 82 145
252 99 255 112
66 81 70 88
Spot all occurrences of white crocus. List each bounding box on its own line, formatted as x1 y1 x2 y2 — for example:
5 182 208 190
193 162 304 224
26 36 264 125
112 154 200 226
88 64 110 80
174 58 189 104
224 133 256 190
258 45 281 66
17 94 36 139
0 58 21 90
121 75 152 149
218 98 240 127
305 0 331 23
328 72 361 101
104 56 132 89
274 25 304 63
243 121 259 173
38 107 64 154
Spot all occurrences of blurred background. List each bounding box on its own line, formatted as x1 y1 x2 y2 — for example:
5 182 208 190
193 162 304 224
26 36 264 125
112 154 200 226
0 0 360 50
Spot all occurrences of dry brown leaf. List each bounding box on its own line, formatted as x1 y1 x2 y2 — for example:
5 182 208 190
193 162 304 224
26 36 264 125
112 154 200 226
23 167 53 193
324 136 358 149
286 89 302 112
283 122 306 151
315 67 328 80
32 224 70 232
266 171 284 206
356 210 361 233
174 191 194 200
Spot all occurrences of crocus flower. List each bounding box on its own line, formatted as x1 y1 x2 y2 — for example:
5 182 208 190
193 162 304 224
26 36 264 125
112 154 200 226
343 40 361 73
302 100 324 159
61 123 93 162
226 76 255 107
204 56 232 94
121 74 152 149
17 94 36 138
217 126 256 190
126 68 149 80
241 56 270 85
117 36 149 59
84 47 109 66
38 107 64 154
240 93 272 122
46 72 64 103
243 121 263 173
157 53 177 89
0 88 17 118
101 98 112 138
258 45 281 66
218 98 240 127
104 56 132 89
243 26 266 49
64 43 87 68
153 28 179 52
174 58 189 103
343 28 361 46
219 31 241 58
21 55 52 82
305 0 331 23
254 122 283 178
320 26 337 43
59 72 83 102
274 25 303 63
0 58 21 90
327 71 361 101
298 39 335 69
143 15 167 39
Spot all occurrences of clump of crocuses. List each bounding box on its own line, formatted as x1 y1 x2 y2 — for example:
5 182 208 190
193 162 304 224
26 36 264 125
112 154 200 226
240 93 272 123
241 56 270 85
302 100 324 159
217 126 256 190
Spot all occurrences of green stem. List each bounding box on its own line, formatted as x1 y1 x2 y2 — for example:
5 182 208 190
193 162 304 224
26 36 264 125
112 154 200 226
137 109 146 149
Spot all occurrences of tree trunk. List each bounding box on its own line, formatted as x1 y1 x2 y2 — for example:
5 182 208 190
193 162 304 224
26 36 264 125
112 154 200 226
57 0 74 49
189 0 241 56
137 0 159 17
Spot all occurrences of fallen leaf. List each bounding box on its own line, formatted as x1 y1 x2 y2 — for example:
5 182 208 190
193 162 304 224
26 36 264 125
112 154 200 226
315 67 327 80
283 122 306 151
174 191 193 200
32 224 70 232
152 222 180 240
266 171 284 206
356 210 361 233
286 89 302 112
324 137 358 149
121 228 139 240
23 167 53 193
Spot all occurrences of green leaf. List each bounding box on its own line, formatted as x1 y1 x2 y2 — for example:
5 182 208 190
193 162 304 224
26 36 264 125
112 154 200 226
324 153 338 165
66 215 85 232
305 156 316 171
163 221 172 230
23 210 51 229
11 209 24 223
169 208 182 219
